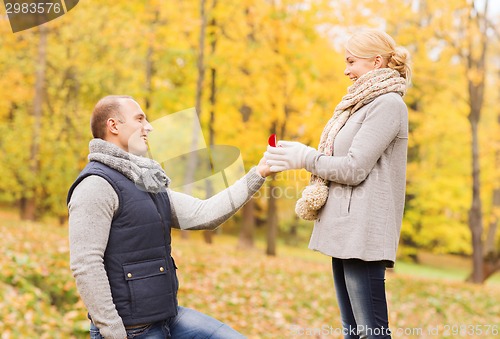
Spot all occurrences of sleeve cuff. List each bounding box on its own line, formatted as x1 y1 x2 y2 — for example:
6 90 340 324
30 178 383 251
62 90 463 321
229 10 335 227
98 320 127 339
246 167 266 193
304 149 323 173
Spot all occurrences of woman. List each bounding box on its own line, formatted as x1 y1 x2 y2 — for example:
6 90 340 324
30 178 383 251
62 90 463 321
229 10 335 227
265 29 411 339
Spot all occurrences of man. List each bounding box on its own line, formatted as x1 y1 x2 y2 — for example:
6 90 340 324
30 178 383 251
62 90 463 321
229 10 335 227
68 95 271 339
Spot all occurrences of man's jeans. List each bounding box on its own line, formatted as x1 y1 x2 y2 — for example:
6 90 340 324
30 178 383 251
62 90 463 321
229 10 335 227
89 306 246 339
332 258 391 339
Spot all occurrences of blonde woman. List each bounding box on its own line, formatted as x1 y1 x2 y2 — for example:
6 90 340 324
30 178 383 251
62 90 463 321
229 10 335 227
265 29 411 338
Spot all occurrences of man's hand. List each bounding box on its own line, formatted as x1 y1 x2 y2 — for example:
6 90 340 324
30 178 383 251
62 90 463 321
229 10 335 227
264 141 316 172
257 156 273 177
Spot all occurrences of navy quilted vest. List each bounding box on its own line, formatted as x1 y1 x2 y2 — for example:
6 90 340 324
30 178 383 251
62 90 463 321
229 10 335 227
67 161 178 326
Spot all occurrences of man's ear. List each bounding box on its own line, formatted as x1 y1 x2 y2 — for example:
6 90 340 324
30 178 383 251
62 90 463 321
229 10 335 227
106 118 120 135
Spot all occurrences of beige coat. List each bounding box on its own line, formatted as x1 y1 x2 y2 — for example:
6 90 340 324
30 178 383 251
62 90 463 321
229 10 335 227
304 92 408 265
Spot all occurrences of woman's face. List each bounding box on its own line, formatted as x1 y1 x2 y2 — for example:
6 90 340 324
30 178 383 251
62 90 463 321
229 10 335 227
344 50 377 82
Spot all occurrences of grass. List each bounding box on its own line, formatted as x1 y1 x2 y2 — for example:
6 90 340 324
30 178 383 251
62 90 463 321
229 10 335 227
0 210 499 338
395 252 500 285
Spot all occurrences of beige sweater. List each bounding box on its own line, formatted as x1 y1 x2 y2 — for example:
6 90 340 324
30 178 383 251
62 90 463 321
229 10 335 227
68 167 264 339
305 93 408 266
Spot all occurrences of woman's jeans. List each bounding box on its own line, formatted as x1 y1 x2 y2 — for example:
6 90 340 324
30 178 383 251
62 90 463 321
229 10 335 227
89 306 246 339
332 258 391 339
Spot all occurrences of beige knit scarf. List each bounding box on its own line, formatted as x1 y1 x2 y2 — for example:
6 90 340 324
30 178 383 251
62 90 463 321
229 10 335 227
295 68 406 220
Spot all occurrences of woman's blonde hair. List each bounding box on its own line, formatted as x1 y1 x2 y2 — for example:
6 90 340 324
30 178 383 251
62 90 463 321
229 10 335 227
346 29 412 85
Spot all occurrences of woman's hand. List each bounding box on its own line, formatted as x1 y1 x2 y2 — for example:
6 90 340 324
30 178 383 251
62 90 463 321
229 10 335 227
265 141 316 172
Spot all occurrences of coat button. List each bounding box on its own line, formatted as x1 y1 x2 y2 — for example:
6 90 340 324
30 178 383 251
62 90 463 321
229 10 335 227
159 267 165 272
127 273 132 278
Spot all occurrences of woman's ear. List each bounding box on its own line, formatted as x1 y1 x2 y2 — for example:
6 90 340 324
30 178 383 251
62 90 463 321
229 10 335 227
374 55 384 69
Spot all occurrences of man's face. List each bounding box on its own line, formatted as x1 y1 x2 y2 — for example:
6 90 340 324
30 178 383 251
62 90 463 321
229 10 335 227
115 99 153 156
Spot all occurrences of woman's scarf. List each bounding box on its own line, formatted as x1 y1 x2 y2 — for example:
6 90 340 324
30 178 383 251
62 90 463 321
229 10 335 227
295 68 406 220
88 138 170 193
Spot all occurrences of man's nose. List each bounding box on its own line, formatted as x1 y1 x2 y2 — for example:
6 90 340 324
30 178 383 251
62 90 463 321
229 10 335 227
144 120 153 132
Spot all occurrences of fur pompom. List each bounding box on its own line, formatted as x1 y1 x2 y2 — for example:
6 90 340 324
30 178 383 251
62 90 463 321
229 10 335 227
295 183 329 220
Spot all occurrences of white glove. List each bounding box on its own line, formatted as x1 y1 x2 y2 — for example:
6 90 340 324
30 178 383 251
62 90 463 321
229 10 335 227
264 141 316 172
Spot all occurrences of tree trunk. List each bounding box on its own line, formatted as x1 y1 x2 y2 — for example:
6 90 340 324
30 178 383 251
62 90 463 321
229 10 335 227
21 25 48 221
238 198 255 249
202 0 218 244
482 255 500 281
20 197 37 221
194 0 207 121
181 0 208 240
480 69 500 282
145 44 154 111
468 119 484 283
235 4 259 248
266 176 278 256
465 0 489 284
485 188 500 257
144 9 158 111
285 214 299 246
